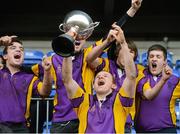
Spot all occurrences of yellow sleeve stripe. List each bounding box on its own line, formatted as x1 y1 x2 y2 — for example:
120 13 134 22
25 76 38 119
95 39 103 46
32 64 40 76
72 86 85 99
143 81 151 93
119 87 129 98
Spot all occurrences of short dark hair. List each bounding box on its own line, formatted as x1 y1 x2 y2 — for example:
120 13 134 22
147 44 167 60
0 55 5 64
126 39 138 61
2 38 23 55
107 39 138 61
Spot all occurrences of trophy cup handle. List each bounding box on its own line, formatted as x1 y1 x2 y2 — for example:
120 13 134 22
59 23 66 32
88 22 100 31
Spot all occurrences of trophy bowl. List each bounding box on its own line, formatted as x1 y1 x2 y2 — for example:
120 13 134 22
52 10 99 57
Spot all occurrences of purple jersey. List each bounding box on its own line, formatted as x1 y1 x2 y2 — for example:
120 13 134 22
33 47 95 122
97 59 149 127
0 67 41 123
135 68 180 132
71 86 133 133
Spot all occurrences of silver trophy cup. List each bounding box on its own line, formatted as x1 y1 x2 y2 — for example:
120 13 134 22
52 10 99 57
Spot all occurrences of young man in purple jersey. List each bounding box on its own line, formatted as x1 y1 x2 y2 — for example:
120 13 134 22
135 44 179 133
0 35 52 133
62 25 137 133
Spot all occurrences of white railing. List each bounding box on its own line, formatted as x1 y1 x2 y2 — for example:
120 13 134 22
31 97 54 134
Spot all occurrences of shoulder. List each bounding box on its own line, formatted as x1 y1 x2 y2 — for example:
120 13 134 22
136 64 145 71
168 74 180 84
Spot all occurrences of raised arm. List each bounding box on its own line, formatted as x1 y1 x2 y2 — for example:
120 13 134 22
86 0 143 70
127 0 142 17
38 57 52 96
143 64 172 100
113 24 136 98
86 29 116 69
62 57 80 98
0 35 17 46
116 0 142 26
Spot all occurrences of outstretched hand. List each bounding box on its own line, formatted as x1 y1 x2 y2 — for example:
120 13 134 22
127 0 143 17
0 35 17 46
111 24 126 45
106 29 117 44
162 64 172 81
42 56 52 72
132 0 142 11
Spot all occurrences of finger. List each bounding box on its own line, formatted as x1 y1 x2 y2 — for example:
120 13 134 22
10 35 18 41
166 70 171 75
163 63 167 68
10 35 18 38
132 0 136 3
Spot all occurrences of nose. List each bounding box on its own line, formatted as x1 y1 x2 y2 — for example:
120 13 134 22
15 49 21 53
16 47 23 52
152 56 158 61
98 75 104 79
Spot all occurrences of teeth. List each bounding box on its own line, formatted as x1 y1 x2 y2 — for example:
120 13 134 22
14 54 21 59
152 63 157 68
75 41 80 46
98 81 105 86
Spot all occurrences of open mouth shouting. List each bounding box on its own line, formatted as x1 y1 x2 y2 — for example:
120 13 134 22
12 53 23 65
98 80 105 87
150 62 161 75
152 62 157 69
14 53 21 59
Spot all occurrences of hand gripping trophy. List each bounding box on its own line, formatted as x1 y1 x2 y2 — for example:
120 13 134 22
52 10 99 57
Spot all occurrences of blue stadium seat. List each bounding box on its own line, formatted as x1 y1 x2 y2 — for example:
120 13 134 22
175 60 180 68
141 52 148 67
0 50 3 56
24 50 44 66
46 51 55 57
100 52 108 58
135 55 140 64
174 60 180 77
167 51 174 68
173 69 180 78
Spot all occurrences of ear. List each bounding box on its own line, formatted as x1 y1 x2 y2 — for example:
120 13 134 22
3 55 7 60
111 83 117 90
163 59 167 66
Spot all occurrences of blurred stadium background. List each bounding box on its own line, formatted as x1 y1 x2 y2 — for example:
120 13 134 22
0 0 179 133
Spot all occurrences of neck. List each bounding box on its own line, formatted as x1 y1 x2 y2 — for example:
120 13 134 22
6 64 21 75
96 90 112 101
96 94 106 101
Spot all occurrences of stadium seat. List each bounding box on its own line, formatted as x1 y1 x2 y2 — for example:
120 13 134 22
141 52 148 67
46 51 55 57
0 50 3 56
24 50 44 66
174 60 180 77
100 52 108 58
167 51 174 68
135 55 140 64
